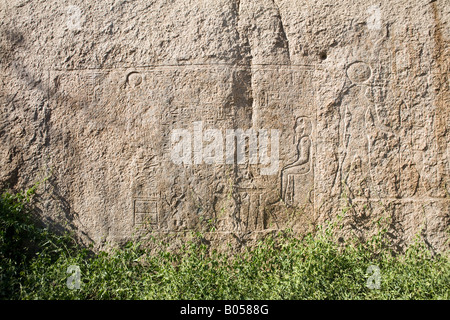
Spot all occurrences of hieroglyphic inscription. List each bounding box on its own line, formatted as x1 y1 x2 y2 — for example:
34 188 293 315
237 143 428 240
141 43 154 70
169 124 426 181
134 196 159 226
49 64 315 236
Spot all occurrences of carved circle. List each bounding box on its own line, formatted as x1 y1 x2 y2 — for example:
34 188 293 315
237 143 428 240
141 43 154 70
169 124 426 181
346 61 372 83
126 71 142 87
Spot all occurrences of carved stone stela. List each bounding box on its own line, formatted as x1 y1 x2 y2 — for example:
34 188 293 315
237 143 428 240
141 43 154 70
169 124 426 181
2 0 448 250
48 65 315 239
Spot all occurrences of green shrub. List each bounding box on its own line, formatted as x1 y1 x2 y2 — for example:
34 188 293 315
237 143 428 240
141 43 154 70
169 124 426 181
0 183 79 299
1 185 449 300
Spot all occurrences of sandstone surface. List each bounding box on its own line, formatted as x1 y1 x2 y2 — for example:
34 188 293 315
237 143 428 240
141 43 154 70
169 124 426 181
1 0 449 251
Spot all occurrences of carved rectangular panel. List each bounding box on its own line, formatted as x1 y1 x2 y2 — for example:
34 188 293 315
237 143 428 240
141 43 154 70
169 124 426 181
134 198 158 226
49 64 316 236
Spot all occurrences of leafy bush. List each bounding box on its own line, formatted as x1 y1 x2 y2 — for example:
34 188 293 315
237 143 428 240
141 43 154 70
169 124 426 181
1 185 449 300
0 183 80 299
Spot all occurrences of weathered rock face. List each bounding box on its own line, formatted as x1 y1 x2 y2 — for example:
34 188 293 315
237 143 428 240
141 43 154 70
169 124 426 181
1 0 449 251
